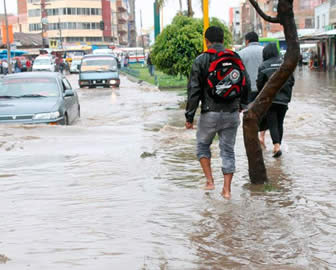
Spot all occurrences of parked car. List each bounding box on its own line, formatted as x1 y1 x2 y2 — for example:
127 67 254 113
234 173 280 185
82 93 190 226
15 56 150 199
32 55 56 72
78 54 120 88
0 72 80 125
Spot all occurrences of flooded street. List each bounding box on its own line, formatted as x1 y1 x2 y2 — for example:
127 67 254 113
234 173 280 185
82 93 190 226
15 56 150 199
0 68 335 269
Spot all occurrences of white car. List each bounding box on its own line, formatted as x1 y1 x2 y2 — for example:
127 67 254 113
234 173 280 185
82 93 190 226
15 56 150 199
32 56 56 72
70 59 82 74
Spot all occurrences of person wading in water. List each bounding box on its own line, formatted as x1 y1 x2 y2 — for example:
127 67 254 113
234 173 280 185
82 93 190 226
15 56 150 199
185 26 250 199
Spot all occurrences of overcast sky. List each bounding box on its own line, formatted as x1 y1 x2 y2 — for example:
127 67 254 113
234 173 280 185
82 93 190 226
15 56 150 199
1 0 241 30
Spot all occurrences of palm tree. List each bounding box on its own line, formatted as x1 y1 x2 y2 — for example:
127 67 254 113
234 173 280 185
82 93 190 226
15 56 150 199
156 0 165 9
157 0 182 13
186 0 193 17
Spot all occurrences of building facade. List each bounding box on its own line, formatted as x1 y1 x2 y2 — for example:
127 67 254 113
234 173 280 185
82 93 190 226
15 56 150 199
229 7 241 43
26 0 109 44
315 1 330 32
21 0 137 46
128 0 137 47
116 0 128 46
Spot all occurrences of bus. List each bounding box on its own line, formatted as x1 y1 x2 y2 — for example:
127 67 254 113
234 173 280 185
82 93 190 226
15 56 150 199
259 37 280 52
121 47 145 64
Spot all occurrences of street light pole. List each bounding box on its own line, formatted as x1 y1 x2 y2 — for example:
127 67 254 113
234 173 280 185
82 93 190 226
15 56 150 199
203 0 209 51
3 0 12 74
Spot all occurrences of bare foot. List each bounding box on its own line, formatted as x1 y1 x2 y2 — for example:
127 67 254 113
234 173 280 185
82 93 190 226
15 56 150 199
221 189 231 199
259 138 266 148
203 180 215 190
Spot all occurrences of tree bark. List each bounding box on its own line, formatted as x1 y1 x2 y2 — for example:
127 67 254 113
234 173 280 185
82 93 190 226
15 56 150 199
187 0 193 17
244 0 299 184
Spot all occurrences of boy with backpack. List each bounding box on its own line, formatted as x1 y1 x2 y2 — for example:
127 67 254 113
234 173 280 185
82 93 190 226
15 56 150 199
185 26 250 199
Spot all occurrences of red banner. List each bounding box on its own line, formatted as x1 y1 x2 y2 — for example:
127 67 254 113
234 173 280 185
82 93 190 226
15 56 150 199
2 25 14 44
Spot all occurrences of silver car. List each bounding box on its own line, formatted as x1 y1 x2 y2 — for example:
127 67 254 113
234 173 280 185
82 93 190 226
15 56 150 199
0 72 80 125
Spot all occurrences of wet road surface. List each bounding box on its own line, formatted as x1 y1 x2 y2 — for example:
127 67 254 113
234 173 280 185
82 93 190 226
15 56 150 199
0 68 335 269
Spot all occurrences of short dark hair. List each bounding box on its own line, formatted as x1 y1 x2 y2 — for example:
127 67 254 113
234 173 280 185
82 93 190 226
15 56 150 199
205 26 224 43
245 31 259 43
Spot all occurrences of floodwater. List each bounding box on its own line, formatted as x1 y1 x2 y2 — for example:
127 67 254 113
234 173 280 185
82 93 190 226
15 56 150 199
0 68 335 269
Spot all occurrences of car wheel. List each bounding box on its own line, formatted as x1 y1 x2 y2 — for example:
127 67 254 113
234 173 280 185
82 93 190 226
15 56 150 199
78 106 80 118
62 113 69 125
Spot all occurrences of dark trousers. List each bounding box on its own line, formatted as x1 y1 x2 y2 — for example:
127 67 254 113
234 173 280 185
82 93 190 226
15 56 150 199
266 103 288 145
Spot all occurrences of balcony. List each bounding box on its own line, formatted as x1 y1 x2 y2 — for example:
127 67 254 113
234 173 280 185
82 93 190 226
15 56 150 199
117 0 127 12
117 12 128 23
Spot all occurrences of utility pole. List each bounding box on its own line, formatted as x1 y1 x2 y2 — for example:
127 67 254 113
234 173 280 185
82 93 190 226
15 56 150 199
203 0 209 51
58 17 63 49
154 1 160 40
33 0 50 49
41 0 47 49
140 9 145 56
3 0 12 74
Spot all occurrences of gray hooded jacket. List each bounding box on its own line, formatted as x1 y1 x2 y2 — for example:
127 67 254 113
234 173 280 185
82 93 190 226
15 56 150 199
238 42 264 92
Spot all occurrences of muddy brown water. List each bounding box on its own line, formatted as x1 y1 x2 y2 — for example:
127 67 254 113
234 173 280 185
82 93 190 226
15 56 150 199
0 69 335 269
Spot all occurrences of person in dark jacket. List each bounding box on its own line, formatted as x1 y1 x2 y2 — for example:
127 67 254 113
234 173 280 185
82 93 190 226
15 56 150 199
185 26 250 199
257 42 294 158
147 53 154 76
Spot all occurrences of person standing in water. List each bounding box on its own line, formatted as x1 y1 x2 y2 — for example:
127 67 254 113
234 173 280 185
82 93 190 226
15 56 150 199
185 26 249 199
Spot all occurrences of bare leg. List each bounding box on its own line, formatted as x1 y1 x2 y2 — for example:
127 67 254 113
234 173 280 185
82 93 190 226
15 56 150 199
199 157 215 190
221 173 233 199
259 131 266 148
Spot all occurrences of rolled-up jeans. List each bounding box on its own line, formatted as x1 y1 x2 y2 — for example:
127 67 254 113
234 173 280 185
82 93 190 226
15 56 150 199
196 111 240 174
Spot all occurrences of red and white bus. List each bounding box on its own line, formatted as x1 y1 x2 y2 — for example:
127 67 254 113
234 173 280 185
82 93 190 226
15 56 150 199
121 47 145 64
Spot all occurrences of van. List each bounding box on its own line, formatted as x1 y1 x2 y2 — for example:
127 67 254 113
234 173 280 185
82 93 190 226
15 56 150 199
78 54 120 88
32 55 56 72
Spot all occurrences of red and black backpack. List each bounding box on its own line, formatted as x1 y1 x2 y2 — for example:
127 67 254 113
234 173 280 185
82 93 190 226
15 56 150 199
206 48 246 101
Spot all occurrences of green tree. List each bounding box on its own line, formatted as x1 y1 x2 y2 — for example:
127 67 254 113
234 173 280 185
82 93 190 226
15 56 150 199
152 15 232 78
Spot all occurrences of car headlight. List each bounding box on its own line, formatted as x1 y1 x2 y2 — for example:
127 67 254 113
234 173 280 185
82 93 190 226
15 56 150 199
110 80 116 84
33 111 60 120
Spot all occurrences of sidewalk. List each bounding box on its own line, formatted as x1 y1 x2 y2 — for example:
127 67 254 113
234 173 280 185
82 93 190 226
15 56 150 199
120 64 187 90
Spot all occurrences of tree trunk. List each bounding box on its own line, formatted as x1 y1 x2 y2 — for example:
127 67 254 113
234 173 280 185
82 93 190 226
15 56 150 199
244 0 299 184
179 0 182 12
187 0 193 17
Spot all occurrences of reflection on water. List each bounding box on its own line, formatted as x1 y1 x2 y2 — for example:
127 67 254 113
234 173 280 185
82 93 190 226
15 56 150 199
0 70 335 269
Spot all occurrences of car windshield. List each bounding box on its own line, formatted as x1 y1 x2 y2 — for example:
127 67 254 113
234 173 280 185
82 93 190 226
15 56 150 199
0 78 60 98
80 58 117 72
34 59 51 65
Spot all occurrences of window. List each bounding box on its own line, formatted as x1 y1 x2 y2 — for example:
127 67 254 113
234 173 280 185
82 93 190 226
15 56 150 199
317 16 320 29
28 9 41 17
62 78 72 91
322 14 326 28
29 23 41 31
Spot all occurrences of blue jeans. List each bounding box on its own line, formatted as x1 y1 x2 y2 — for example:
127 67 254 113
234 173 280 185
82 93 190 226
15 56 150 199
196 111 240 174
148 65 154 76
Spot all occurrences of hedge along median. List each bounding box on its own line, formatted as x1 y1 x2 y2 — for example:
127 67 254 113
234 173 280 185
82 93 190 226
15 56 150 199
120 64 188 90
